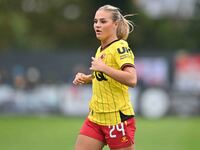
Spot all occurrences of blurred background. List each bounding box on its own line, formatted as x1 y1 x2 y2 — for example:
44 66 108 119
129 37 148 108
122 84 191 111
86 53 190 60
0 0 200 150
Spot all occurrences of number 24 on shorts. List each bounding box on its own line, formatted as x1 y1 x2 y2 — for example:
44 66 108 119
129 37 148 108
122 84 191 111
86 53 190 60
109 122 125 138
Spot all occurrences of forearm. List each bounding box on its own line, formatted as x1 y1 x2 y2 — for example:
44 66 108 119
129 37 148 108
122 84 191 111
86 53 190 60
85 74 94 83
102 66 137 87
90 56 137 87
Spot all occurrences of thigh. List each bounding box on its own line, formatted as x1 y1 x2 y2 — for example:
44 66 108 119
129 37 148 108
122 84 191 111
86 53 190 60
75 118 106 150
103 118 136 150
75 134 104 150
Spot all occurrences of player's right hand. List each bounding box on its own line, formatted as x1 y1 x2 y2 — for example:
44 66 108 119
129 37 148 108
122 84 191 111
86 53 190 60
73 73 90 85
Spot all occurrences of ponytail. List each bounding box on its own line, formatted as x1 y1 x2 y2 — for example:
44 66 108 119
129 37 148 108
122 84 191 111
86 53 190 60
117 14 134 40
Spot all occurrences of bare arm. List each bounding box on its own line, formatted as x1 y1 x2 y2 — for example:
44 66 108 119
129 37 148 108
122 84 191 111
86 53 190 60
90 57 137 87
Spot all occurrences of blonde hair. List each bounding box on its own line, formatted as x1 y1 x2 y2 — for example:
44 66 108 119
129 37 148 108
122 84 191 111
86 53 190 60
98 5 134 40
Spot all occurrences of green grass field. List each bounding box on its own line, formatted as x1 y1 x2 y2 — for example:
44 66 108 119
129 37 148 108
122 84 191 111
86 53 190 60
0 116 200 150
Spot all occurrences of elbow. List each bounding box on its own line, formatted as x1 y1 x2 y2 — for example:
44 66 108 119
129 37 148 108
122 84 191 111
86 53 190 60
123 67 137 87
128 78 137 87
130 81 137 87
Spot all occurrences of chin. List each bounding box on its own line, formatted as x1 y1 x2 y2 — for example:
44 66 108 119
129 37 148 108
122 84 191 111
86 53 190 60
96 35 103 40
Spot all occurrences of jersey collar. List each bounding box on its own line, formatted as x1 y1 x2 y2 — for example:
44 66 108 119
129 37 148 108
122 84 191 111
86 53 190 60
100 39 120 51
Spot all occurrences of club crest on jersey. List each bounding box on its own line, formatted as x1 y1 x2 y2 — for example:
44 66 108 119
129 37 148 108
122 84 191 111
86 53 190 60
95 71 107 81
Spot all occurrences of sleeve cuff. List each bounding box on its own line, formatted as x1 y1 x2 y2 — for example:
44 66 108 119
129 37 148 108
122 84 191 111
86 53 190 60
121 63 135 70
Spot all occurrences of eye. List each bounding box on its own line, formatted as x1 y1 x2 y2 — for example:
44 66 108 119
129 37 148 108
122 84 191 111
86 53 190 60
94 19 97 24
100 20 107 24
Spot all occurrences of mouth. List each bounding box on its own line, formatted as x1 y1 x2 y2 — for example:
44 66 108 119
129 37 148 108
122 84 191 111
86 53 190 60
95 29 102 35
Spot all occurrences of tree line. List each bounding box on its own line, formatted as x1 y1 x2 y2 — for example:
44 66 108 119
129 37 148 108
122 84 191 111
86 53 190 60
0 0 199 53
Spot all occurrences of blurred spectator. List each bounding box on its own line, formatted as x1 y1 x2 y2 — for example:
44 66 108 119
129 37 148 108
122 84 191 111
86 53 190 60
26 66 41 89
12 65 27 89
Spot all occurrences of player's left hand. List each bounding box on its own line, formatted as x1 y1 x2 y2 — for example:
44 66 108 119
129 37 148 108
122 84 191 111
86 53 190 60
90 54 106 72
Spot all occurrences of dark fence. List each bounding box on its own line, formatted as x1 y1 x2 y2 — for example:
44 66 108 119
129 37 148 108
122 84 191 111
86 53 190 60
0 52 200 118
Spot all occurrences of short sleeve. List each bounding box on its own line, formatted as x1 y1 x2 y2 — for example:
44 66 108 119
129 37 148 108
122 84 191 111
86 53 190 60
114 45 135 70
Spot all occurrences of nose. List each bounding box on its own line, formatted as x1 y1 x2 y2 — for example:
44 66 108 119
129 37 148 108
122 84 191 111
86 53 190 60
95 21 101 28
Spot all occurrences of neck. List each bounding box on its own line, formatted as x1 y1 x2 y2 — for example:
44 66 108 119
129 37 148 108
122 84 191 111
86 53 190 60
101 35 118 49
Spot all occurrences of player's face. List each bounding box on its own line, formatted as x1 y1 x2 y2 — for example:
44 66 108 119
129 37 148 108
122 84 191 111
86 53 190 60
94 10 118 42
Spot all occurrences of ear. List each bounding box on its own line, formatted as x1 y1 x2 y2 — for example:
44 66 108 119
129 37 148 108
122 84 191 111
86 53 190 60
114 21 119 26
113 21 119 31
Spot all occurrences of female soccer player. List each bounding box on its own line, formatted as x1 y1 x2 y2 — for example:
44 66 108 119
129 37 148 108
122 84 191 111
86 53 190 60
73 5 137 150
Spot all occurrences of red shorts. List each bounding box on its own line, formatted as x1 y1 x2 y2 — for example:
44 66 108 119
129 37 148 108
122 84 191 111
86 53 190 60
79 117 136 149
